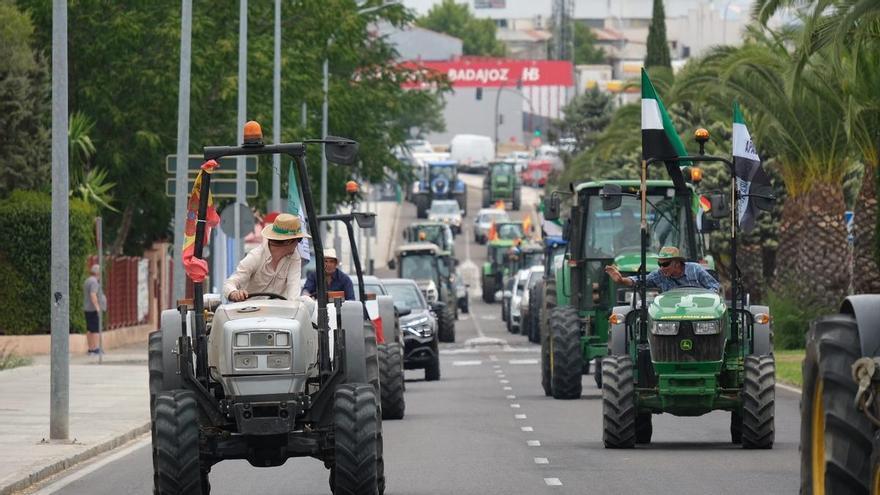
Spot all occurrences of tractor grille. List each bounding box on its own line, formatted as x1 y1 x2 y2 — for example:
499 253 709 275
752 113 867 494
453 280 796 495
649 321 725 362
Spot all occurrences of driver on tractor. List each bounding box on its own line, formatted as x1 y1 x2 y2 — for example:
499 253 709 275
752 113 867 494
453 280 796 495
302 248 355 301
224 213 309 302
604 246 720 293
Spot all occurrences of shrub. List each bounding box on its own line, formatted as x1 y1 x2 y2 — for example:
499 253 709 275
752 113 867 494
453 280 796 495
0 190 95 335
766 288 835 350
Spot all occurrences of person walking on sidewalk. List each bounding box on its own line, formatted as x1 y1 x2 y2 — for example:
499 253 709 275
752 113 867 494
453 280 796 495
83 264 104 354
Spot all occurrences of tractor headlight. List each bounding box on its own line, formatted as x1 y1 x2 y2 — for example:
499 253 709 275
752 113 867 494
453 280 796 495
234 352 258 369
266 351 292 369
693 320 721 335
651 321 679 335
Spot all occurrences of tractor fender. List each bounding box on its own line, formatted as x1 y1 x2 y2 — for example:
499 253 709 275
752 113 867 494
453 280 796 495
158 309 184 390
747 305 772 356
340 300 368 384
377 295 399 344
840 295 880 357
608 305 631 356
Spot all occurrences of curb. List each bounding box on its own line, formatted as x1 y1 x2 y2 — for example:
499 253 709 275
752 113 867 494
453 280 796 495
0 422 151 495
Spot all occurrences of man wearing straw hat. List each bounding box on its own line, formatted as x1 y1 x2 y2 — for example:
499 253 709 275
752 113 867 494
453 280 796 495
301 248 355 301
223 213 310 302
605 246 720 293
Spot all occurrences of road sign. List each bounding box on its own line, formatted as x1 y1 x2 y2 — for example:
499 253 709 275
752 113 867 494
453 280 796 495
165 155 258 174
220 203 256 238
165 178 258 198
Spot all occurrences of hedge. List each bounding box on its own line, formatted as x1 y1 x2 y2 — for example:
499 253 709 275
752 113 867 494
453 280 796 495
0 190 95 335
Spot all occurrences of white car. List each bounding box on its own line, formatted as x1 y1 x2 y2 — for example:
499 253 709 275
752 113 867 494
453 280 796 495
428 199 464 234
508 269 531 334
472 207 511 244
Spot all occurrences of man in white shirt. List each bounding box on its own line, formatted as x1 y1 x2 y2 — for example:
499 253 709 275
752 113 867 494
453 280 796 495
223 213 310 302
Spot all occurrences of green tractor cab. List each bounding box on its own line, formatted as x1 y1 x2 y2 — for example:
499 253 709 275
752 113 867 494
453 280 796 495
482 161 522 210
389 243 457 343
402 221 455 257
494 221 526 241
481 239 516 303
595 130 776 449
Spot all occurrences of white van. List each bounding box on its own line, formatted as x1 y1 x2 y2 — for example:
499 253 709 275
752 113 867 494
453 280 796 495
449 134 495 174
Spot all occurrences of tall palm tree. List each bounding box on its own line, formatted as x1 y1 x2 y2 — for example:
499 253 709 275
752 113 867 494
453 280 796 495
68 111 118 212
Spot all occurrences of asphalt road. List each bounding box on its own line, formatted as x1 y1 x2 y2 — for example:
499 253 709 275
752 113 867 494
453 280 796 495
34 174 800 494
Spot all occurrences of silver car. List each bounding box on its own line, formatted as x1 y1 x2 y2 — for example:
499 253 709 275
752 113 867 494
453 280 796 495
428 199 464 234
508 269 531 334
472 207 510 244
518 266 545 338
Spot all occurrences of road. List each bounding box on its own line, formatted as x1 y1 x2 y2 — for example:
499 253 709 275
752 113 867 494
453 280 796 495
33 174 800 494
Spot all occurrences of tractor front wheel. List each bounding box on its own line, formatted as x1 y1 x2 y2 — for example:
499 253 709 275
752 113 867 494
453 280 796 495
800 314 873 492
438 305 456 343
549 306 583 400
481 274 496 303
602 355 636 448
154 390 205 495
742 354 775 449
333 384 380 495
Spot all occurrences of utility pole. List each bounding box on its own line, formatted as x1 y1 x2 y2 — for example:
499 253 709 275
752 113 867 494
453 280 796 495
272 0 282 212
173 0 193 302
235 0 248 265
320 54 329 241
96 217 104 365
50 0 69 441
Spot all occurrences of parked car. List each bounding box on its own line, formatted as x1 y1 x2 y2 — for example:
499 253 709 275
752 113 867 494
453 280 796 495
450 134 494 174
518 266 544 340
382 278 441 381
427 199 464 234
473 207 511 244
507 269 530 333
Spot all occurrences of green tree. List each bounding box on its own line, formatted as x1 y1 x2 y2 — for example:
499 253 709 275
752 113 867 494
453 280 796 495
574 22 605 65
645 0 671 69
555 88 613 154
416 0 505 56
0 0 49 197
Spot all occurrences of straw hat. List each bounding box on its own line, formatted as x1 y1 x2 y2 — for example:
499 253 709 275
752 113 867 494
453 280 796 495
657 246 685 261
323 248 338 261
262 213 310 241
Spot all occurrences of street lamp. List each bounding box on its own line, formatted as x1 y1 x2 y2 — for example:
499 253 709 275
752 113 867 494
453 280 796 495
321 1 399 240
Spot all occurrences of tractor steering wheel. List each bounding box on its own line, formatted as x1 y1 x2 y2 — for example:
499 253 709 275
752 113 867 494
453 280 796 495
245 292 287 300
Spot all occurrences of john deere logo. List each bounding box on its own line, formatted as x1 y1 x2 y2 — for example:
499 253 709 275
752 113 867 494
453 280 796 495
680 339 694 351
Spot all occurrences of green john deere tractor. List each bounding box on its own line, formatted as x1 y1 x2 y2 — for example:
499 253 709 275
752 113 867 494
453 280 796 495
481 239 516 303
482 161 521 210
402 221 455 257
588 129 776 448
389 243 456 343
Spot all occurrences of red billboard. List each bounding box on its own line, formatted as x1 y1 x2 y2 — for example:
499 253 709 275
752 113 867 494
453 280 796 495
402 58 573 88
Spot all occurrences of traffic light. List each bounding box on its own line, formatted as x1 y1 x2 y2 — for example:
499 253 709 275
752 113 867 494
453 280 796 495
476 87 483 100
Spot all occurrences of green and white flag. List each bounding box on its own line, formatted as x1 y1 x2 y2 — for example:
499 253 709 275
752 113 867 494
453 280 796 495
733 102 770 233
287 162 311 261
641 68 688 164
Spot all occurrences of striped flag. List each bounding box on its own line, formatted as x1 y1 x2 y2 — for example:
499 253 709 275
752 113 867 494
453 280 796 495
641 68 688 164
182 160 220 282
732 102 771 233
287 162 311 261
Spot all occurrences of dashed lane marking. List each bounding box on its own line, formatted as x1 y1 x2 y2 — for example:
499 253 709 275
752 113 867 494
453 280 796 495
499 379 510 384
527 440 541 447
521 426 533 432
498 374 506 378
508 359 539 365
534 457 548 464
453 360 483 366
490 355 499 361
493 364 501 369
503 386 513 391
544 478 563 486
506 395 516 399
515 414 527 419
510 403 521 408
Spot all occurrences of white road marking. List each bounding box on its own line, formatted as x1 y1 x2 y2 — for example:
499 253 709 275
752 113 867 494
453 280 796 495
499 379 510 383
498 374 506 378
521 426 534 432
510 403 521 408
494 369 503 374
527 440 541 447
480 315 497 321
506 395 516 399
509 359 539 365
777 383 802 395
453 360 483 366
32 435 151 495
440 346 539 355
492 364 501 369
544 478 563 486
515 414 527 419
534 457 549 464
503 386 513 391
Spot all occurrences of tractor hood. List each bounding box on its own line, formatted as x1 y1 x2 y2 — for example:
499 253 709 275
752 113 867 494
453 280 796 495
613 252 659 274
649 288 726 321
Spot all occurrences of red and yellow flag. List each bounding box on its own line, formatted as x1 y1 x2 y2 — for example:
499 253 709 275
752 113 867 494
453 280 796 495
522 215 532 235
182 160 220 283
488 220 498 241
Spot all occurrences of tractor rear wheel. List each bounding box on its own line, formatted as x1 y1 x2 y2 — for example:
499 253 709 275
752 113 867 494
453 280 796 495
549 306 583 400
481 274 496 303
593 357 603 388
438 305 456 343
540 278 557 397
635 413 653 444
527 284 542 343
333 384 380 495
378 343 405 420
364 321 381 401
154 390 205 495
800 314 873 493
742 354 775 449
602 355 636 448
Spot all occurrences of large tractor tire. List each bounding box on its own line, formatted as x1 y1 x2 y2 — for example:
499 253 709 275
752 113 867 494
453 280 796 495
363 320 381 400
438 305 456 343
333 384 380 495
549 306 583 400
540 278 557 397
742 354 775 449
800 314 873 493
414 194 429 219
154 390 207 495
148 331 164 419
527 283 542 344
425 340 441 381
481 274 496 303
602 355 636 449
378 343 405 420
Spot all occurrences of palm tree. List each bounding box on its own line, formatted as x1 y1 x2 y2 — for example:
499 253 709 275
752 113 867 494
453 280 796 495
68 111 118 212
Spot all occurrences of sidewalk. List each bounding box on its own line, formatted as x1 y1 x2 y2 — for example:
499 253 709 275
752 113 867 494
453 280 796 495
0 344 149 495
